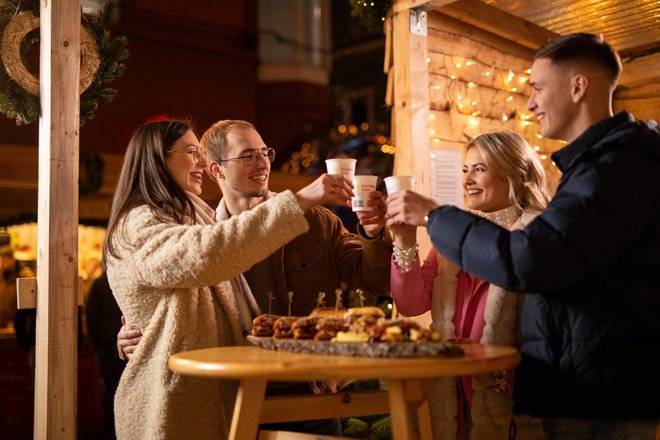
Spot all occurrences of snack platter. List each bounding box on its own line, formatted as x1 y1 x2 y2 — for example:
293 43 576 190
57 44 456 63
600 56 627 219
247 335 464 358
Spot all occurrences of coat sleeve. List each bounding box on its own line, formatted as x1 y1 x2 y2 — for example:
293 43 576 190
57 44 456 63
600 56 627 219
315 207 393 296
391 247 437 316
120 191 309 289
427 152 656 292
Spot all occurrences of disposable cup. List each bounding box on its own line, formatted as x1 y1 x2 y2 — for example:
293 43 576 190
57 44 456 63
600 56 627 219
325 158 357 181
384 175 416 195
351 175 378 211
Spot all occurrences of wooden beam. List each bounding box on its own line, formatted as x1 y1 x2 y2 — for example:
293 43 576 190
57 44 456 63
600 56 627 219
17 277 85 310
260 391 390 424
393 0 456 14
33 0 80 438
619 52 660 88
391 0 433 258
437 0 558 50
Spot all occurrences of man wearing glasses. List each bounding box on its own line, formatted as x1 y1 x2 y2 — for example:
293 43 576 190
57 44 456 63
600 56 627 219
119 119 392 436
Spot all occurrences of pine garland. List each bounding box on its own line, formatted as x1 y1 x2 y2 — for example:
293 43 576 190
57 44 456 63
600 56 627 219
0 0 128 125
349 0 392 32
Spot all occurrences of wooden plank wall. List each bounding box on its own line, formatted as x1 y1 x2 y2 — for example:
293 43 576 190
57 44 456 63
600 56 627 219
426 12 564 192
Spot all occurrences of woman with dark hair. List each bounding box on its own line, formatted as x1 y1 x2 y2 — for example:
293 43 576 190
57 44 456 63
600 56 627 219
104 118 351 439
387 131 551 440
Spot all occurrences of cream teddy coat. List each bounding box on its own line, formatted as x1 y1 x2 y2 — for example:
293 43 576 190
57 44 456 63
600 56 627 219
106 191 309 440
428 209 545 440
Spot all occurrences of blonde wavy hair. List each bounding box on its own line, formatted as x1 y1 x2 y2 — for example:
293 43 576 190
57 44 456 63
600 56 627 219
466 131 551 211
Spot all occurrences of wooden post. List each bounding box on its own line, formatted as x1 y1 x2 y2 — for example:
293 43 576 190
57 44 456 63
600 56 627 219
391 1 435 263
34 0 81 438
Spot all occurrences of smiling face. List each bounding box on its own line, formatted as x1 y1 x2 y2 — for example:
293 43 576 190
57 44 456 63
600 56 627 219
527 58 576 141
165 130 206 195
218 127 271 198
462 146 511 213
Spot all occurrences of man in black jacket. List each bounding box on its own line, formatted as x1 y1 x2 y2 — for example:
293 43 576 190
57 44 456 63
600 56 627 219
387 33 660 438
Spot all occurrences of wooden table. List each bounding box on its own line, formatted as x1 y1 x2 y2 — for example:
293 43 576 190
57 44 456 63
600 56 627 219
169 344 520 440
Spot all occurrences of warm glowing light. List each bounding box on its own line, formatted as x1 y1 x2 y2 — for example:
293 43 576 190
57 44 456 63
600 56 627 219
536 134 543 139
468 116 479 127
519 77 528 84
430 128 436 135
389 146 396 154
458 103 464 109
507 96 514 102
525 68 532 74
534 146 541 151
522 121 531 126
433 138 440 143
377 135 387 144
468 82 476 88
471 100 477 106
349 125 358 135
484 71 491 76
381 145 390 154
465 60 474 66
360 122 369 131
450 75 456 80
455 62 462 68
425 57 431 63
429 113 435 120
540 155 547 160
502 114 509 121
512 87 518 92
338 125 346 134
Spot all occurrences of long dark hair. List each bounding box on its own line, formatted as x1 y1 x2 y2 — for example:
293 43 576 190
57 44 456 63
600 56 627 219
103 118 196 261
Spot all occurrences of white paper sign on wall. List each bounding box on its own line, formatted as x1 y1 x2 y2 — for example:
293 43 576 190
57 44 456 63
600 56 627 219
430 149 464 209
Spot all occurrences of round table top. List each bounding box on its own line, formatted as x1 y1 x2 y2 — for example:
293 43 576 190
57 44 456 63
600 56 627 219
168 344 520 381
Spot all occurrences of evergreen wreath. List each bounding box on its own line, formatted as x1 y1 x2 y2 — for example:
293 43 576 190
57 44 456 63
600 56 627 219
349 0 392 32
0 0 128 125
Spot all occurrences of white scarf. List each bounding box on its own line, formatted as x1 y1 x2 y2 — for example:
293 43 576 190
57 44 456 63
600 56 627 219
185 191 260 333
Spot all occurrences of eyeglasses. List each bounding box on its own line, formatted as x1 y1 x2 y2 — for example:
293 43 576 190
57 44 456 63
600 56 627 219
218 148 276 166
168 146 207 167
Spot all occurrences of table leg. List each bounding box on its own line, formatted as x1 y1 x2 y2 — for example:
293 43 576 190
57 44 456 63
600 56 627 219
388 379 416 440
416 399 433 440
229 378 267 440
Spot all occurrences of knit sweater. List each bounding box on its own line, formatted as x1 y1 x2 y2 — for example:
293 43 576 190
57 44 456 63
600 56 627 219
106 191 308 440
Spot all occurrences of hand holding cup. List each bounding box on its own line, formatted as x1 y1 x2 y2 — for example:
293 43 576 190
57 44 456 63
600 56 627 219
386 189 439 227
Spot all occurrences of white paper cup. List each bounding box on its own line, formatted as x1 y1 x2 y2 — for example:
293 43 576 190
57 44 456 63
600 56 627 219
326 158 357 181
384 175 416 195
351 175 378 211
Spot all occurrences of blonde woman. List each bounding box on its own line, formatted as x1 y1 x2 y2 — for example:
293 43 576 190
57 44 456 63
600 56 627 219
388 131 550 440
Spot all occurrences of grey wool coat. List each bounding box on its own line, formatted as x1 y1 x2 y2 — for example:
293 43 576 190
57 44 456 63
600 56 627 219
106 191 309 440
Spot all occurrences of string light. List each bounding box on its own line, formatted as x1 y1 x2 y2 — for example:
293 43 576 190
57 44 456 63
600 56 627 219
424 50 564 184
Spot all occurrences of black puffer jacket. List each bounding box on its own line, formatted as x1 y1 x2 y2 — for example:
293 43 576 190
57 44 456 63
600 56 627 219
427 112 660 419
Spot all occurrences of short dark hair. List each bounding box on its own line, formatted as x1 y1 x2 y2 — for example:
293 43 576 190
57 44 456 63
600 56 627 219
534 33 622 85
